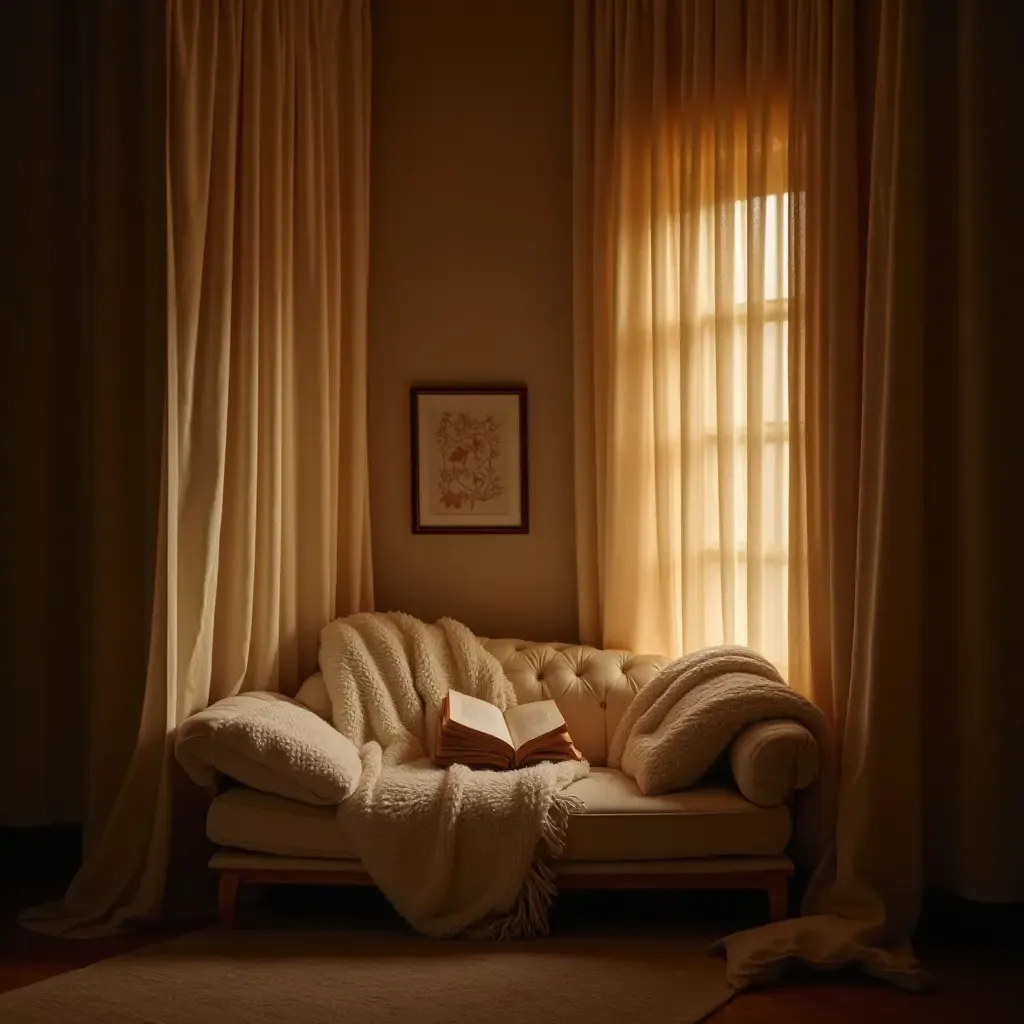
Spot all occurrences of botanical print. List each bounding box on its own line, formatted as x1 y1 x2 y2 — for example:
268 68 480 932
412 387 525 533
434 411 504 512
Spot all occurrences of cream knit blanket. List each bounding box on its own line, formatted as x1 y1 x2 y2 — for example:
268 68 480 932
317 612 588 939
610 645 836 865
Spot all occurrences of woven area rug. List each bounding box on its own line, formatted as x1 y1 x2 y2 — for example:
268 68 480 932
0 925 734 1024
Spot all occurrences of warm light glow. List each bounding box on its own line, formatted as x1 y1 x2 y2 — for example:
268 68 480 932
615 188 792 672
694 194 791 672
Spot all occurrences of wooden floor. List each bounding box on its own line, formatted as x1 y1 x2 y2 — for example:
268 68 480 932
3 866 1022 1022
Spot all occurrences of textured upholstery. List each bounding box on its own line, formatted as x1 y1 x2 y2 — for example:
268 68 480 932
295 639 668 767
478 640 667 767
562 769 791 859
208 768 791 862
295 638 819 801
176 691 362 806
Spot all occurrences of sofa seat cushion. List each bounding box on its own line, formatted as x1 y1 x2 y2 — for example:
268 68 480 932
208 786 361 859
561 769 790 860
208 768 791 862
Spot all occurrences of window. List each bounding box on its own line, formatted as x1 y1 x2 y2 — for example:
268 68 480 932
614 185 792 671
691 192 791 672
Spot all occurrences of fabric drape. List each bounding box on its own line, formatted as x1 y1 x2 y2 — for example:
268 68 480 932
721 0 1024 982
726 0 931 981
0 1 165 832
576 0 1023 989
574 0 796 677
21 0 374 937
926 0 1022 907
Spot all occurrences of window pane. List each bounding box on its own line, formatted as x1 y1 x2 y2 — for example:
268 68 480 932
764 193 790 302
763 319 788 427
614 169 792 668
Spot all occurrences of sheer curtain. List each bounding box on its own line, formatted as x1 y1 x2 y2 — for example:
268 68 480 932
574 0 796 679
22 0 374 937
577 0 1023 989
574 0 927 989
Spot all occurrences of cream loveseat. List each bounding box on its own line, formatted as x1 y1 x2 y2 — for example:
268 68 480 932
177 639 820 927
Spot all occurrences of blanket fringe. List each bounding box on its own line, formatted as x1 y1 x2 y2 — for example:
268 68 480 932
469 790 585 941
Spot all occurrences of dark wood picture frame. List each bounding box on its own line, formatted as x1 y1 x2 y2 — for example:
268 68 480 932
410 385 529 534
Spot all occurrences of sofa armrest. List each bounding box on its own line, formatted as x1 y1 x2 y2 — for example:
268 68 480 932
729 720 819 807
175 690 361 806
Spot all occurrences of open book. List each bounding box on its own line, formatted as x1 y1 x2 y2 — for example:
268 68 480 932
433 691 584 771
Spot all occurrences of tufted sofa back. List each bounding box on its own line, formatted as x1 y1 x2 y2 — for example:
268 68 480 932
479 640 669 767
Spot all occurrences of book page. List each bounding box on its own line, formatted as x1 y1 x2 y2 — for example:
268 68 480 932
505 700 566 750
446 690 513 746
516 730 583 768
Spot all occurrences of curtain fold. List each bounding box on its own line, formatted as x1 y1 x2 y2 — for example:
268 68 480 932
576 0 1022 990
21 0 374 937
923 0 1023 906
574 0 795 675
785 0 864 727
0 0 165 832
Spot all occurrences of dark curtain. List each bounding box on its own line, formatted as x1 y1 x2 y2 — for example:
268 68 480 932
0 1 165 842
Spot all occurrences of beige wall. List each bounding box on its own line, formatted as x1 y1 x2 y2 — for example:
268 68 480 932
369 0 578 642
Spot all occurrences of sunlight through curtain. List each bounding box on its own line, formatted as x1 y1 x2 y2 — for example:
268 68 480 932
574 0 794 678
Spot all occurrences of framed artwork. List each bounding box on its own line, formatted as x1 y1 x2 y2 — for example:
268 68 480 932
411 386 529 534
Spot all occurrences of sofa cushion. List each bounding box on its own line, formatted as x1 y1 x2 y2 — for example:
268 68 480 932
176 691 362 806
209 786 360 859
562 769 791 860
207 768 791 861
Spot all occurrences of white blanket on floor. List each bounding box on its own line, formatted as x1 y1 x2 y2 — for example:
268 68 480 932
610 645 835 865
318 611 588 938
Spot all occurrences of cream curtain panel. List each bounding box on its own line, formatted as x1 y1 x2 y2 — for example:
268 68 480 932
22 0 373 937
576 0 1022 989
574 0 795 677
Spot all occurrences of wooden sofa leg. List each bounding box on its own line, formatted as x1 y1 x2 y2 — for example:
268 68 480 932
218 871 240 928
766 873 788 922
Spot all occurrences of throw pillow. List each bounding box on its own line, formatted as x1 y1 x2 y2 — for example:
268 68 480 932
175 691 361 805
